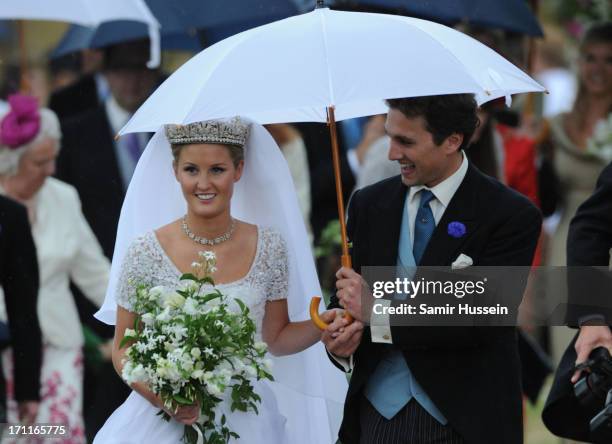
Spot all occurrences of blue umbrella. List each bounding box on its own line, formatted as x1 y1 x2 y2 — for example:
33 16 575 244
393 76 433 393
52 0 303 58
161 0 300 31
334 0 543 36
51 22 202 58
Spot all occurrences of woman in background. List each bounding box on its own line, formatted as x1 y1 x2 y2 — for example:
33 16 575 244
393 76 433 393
540 22 612 362
0 94 110 443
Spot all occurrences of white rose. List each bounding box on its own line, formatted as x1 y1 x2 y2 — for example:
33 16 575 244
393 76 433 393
254 341 267 354
263 359 273 372
156 366 167 378
191 369 204 380
148 286 165 301
164 361 181 382
181 358 194 373
156 307 171 322
183 298 199 316
121 361 134 382
206 381 223 398
191 347 201 359
219 368 232 385
140 313 155 326
164 292 186 309
131 364 147 382
246 365 257 378
124 328 137 338
231 357 246 373
182 280 199 293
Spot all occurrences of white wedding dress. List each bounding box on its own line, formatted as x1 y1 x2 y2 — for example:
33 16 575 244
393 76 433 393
95 122 347 444
94 226 291 444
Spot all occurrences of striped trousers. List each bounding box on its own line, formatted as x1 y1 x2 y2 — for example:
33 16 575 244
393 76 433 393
359 396 466 444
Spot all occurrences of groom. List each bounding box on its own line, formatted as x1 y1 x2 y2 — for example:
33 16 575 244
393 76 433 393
323 94 542 444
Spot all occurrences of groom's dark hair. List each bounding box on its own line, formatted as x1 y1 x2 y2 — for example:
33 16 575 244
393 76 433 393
386 94 479 151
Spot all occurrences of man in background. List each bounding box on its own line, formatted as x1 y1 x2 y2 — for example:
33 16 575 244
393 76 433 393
0 195 42 425
55 38 161 440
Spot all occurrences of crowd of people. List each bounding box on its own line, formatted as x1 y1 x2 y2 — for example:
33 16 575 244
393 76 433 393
0 7 610 444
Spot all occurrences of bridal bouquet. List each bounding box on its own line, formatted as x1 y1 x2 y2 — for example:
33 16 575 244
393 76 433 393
587 114 612 163
120 251 273 444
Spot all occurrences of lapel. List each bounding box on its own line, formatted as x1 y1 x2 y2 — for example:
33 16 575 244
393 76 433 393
370 177 408 266
420 164 480 266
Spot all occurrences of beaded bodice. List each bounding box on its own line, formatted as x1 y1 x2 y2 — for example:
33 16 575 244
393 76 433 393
115 226 288 334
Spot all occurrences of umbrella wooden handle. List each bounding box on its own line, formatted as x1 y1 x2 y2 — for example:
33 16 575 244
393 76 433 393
310 296 354 331
310 248 356 329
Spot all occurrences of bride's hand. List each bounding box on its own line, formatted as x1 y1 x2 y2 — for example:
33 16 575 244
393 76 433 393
313 308 345 332
318 309 344 331
161 401 200 425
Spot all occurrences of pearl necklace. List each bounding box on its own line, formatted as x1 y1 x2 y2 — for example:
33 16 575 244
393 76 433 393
181 216 236 246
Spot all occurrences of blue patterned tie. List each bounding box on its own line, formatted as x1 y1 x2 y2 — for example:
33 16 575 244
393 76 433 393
412 190 435 264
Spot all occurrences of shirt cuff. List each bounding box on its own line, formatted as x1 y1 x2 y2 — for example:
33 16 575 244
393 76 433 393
330 353 354 372
578 314 607 327
346 149 361 177
371 299 393 344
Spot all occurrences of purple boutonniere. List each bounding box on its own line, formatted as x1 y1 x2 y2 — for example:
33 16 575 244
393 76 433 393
447 221 466 238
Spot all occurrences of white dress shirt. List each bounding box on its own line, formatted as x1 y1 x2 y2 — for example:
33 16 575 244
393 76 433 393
0 178 110 348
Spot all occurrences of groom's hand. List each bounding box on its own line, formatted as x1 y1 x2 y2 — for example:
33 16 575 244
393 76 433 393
322 313 364 358
336 267 372 322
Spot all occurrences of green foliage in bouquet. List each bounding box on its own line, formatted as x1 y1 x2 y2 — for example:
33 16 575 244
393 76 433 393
120 251 273 444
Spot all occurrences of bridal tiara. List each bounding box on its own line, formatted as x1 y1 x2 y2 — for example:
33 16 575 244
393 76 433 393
164 117 250 148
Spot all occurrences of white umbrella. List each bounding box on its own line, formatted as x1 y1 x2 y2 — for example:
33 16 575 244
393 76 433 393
119 5 545 326
0 0 161 67
120 7 544 133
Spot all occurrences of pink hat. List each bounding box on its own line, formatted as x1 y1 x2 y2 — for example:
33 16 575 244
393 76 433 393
0 94 40 149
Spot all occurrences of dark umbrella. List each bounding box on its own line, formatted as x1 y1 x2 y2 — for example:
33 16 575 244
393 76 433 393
334 0 543 36
51 22 202 58
52 0 302 57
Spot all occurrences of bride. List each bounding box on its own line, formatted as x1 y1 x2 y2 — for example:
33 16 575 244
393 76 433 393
94 118 347 443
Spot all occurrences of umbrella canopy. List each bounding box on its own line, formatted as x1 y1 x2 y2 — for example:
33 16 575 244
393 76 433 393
120 7 545 135
0 0 161 67
51 0 302 58
334 0 544 37
51 23 202 58
157 0 299 33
